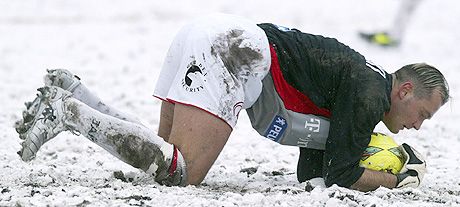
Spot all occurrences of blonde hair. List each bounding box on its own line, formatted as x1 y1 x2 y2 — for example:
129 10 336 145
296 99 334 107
395 63 449 104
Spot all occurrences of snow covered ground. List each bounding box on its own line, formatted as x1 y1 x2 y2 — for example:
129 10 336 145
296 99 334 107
1 0 460 206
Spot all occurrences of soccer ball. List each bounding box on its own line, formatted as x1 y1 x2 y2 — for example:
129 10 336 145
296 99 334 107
359 133 404 174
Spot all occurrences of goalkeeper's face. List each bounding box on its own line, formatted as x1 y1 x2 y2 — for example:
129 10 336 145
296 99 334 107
383 83 443 133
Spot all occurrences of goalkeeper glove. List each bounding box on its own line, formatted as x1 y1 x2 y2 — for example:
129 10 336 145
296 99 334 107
395 143 426 188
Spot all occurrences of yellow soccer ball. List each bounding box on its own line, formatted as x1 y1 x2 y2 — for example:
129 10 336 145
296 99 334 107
359 133 404 174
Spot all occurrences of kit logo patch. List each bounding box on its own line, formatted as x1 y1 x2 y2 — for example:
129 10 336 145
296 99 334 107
264 115 287 142
182 60 207 92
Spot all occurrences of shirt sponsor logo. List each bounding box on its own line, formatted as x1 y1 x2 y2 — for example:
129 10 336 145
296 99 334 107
264 115 287 142
181 60 207 93
297 118 321 147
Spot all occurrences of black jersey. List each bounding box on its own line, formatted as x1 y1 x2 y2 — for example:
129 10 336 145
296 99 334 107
253 23 393 188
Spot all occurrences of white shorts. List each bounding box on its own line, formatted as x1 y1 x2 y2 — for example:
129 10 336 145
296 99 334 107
154 14 271 128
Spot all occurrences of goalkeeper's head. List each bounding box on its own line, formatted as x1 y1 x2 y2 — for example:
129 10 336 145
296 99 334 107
383 63 449 133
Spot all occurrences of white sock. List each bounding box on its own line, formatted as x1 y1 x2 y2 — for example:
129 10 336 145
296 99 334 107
70 84 143 125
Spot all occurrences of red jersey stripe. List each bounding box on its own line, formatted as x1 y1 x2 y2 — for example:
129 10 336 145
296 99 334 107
269 45 331 118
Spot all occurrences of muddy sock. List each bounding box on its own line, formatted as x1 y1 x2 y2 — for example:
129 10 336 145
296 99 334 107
62 97 187 186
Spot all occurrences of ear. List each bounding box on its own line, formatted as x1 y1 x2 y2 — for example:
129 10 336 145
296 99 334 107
398 81 414 99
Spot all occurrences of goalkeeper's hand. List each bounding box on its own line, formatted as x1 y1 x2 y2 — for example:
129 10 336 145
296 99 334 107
395 143 426 188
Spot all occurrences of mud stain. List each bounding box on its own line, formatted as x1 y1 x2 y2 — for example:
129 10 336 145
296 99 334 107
211 29 263 80
66 102 81 131
210 29 265 124
106 134 167 173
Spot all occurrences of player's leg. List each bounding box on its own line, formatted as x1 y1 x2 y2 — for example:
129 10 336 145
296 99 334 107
158 101 175 142
19 86 187 186
167 103 232 184
359 0 422 46
63 97 187 186
388 0 423 42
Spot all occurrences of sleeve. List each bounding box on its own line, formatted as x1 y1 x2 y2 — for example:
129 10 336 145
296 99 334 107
297 148 324 182
322 80 386 188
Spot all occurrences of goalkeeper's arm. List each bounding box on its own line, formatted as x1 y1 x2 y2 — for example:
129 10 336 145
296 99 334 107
351 169 397 192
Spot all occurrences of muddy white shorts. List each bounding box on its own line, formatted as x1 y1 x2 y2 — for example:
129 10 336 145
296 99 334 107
154 14 271 128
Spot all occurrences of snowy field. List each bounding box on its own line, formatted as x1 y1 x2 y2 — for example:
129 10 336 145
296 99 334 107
1 0 460 206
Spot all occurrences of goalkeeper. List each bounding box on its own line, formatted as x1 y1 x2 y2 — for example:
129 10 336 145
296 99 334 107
15 14 449 192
